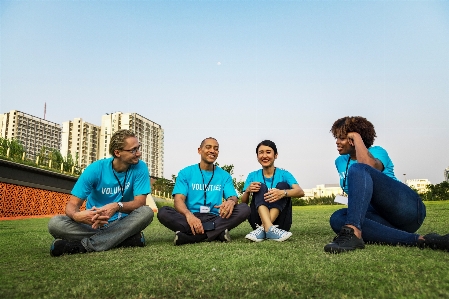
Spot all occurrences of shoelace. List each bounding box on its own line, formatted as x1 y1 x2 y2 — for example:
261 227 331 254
269 225 285 237
248 225 264 236
333 230 353 244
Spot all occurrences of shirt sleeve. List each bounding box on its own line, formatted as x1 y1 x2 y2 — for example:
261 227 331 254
172 168 189 197
71 163 97 200
223 172 238 199
132 162 151 197
369 147 390 170
283 170 298 187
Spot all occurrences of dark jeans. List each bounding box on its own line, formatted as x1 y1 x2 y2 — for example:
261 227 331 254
248 182 292 231
157 204 250 241
330 163 426 245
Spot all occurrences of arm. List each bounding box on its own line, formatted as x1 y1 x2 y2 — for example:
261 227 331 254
65 195 109 227
174 194 204 235
347 132 384 171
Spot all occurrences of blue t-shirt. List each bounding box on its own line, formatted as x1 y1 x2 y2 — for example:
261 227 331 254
243 168 298 191
335 146 398 194
172 164 237 215
71 157 151 222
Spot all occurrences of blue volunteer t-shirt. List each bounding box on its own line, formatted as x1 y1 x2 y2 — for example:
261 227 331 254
71 157 151 222
172 164 237 215
243 168 298 191
335 145 398 194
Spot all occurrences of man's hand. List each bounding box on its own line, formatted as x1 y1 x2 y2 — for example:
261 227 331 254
73 207 109 229
214 199 236 219
186 213 204 235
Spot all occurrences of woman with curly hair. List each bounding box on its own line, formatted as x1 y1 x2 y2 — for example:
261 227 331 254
324 116 449 253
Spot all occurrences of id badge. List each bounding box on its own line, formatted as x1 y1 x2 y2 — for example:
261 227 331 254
200 206 210 213
334 194 348 205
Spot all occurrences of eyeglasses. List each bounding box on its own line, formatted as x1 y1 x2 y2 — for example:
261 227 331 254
121 144 141 155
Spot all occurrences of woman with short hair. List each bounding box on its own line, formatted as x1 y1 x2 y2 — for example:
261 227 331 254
241 140 304 242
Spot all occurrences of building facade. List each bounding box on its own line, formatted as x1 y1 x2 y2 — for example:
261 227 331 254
61 118 101 169
0 110 61 160
445 167 449 183
303 184 343 199
406 179 432 194
99 112 164 177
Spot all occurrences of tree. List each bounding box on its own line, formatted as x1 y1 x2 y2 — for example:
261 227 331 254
218 163 245 196
153 177 176 195
424 181 449 201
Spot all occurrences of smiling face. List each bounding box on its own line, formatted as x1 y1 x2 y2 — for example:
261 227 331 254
257 145 277 168
198 138 219 165
335 134 355 157
115 136 142 165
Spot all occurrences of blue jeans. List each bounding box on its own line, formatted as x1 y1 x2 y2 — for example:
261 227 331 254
48 206 154 252
330 163 426 246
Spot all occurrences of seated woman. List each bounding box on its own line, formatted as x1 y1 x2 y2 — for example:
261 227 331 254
241 140 304 242
325 116 449 253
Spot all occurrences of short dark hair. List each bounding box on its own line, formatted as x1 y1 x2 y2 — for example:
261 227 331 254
330 116 377 148
256 140 278 155
200 137 218 148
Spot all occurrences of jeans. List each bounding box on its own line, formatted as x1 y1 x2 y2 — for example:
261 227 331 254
48 206 154 252
330 163 426 246
157 204 250 241
248 182 292 231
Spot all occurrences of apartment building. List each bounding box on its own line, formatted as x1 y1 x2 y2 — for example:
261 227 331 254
99 112 164 177
61 118 101 169
406 179 431 194
303 184 343 199
445 167 449 183
0 110 61 160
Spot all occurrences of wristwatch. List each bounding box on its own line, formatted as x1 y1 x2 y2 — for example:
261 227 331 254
117 202 123 212
284 190 288 197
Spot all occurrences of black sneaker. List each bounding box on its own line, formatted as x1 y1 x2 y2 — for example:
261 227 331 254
217 229 231 242
418 233 449 251
324 226 365 254
117 232 146 248
174 231 207 246
50 239 87 257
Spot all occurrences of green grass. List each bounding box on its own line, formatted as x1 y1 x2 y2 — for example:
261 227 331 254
2 202 449 299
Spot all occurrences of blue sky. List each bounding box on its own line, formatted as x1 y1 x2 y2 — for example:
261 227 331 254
1 0 448 188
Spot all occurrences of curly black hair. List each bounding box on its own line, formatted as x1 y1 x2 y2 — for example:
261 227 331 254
330 116 377 148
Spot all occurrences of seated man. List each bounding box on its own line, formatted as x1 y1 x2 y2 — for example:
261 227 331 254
158 137 250 245
48 129 154 256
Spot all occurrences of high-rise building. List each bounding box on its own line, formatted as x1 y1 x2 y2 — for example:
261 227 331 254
61 118 101 169
444 167 449 183
99 112 164 177
0 110 61 160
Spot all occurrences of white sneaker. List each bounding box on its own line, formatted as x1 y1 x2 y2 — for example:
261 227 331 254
245 224 266 242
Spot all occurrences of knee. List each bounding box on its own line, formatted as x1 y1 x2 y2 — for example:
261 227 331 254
347 163 369 177
329 208 347 233
134 206 154 225
275 182 289 190
235 204 251 220
48 215 69 237
156 206 171 222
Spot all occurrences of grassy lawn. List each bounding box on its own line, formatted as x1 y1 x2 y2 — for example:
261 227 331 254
1 202 449 299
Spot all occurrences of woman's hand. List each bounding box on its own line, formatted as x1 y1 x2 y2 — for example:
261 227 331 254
264 188 285 203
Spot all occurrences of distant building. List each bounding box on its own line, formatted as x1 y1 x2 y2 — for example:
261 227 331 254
0 110 61 160
99 112 164 177
303 184 343 199
406 179 431 194
61 118 101 169
445 167 449 183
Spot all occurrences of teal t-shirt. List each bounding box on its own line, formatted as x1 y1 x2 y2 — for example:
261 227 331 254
71 157 151 222
172 164 237 215
243 168 298 191
335 145 398 194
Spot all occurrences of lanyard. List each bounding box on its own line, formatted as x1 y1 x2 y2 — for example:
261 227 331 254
198 163 215 206
342 157 352 193
112 160 130 200
261 167 276 189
